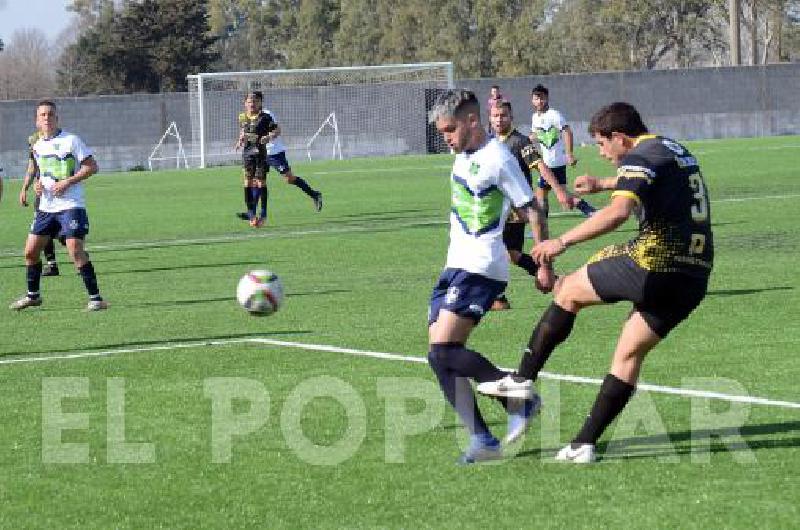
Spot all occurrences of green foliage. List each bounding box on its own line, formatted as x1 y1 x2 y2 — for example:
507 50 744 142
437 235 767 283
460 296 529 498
58 0 217 95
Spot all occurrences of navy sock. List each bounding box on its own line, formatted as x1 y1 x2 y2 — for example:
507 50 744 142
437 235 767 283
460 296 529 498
248 187 259 218
26 262 43 297
428 343 509 435
516 254 538 276
78 261 101 298
251 188 263 217
43 239 56 264
260 187 268 219
573 374 635 444
576 199 596 217
292 177 317 198
518 303 576 381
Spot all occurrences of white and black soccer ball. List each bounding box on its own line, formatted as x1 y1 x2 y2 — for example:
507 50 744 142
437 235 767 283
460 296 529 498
236 270 284 316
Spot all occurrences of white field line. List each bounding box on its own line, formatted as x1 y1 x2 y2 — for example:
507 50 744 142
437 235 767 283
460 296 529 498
3 336 798 410
1 190 797 259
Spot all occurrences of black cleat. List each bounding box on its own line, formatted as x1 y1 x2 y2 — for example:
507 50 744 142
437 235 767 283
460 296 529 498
312 192 323 212
236 212 250 221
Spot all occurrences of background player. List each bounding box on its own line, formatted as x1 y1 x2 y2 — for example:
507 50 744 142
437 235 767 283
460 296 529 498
529 84 596 218
235 91 270 227
489 100 560 310
261 99 323 212
10 100 108 311
19 129 60 276
427 89 553 464
478 102 713 463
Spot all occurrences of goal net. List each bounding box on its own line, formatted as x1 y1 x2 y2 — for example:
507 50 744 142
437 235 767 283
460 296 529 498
186 62 453 168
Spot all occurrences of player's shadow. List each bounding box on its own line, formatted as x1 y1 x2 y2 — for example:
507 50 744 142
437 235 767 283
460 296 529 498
127 296 234 308
515 420 800 461
103 260 271 275
706 286 793 297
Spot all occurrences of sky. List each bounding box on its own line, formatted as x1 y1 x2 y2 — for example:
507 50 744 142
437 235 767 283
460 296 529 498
0 0 73 43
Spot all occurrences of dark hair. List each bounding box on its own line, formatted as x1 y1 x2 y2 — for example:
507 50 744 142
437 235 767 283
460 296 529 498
246 91 263 101
588 102 648 138
497 100 513 114
428 89 480 123
490 85 500 91
531 84 548 97
36 100 57 113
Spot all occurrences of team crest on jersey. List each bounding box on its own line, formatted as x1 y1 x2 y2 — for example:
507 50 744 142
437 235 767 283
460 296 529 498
445 286 460 304
469 162 480 176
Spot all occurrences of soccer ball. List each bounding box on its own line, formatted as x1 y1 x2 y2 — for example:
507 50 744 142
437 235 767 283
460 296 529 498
236 270 284 316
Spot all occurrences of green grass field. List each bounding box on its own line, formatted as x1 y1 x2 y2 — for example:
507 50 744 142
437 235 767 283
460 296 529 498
1 136 798 528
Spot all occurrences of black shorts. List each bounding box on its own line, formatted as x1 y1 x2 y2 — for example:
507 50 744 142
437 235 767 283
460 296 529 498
587 254 709 338
537 165 567 190
242 153 266 181
503 222 525 253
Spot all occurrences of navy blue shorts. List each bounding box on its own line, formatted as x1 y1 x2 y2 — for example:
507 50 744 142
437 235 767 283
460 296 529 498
266 152 291 174
30 208 90 240
538 165 567 190
428 268 507 326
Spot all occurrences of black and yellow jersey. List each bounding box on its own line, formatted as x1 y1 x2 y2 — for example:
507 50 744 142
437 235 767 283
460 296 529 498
27 130 43 174
593 134 714 277
238 111 275 156
496 128 541 188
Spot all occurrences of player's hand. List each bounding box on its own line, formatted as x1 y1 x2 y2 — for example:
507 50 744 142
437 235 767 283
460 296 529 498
533 238 568 263
566 153 578 167
52 180 71 196
574 175 601 195
535 263 555 293
19 189 29 207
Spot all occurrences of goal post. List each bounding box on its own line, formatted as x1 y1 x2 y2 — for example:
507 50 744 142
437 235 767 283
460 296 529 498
186 62 453 168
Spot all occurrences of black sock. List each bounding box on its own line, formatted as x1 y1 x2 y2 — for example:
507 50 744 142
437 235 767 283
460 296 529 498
573 374 635 445
428 343 507 436
516 254 538 276
43 239 56 264
518 303 576 380
26 262 43 297
244 187 253 212
292 177 317 197
576 199 596 217
78 261 101 298
260 187 268 218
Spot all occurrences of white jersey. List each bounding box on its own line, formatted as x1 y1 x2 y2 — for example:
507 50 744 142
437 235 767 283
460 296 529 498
531 108 568 168
445 138 535 282
33 130 93 212
263 109 287 155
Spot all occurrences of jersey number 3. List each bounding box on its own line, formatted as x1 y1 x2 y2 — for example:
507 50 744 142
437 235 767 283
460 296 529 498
688 172 709 255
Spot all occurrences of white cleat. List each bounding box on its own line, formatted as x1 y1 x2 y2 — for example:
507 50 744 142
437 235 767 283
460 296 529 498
477 374 534 400
555 443 596 464
9 296 42 311
87 299 109 311
504 394 542 444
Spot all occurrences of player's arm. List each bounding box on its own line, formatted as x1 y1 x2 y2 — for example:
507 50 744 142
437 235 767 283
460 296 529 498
52 156 98 196
19 155 38 206
562 124 577 166
574 175 619 195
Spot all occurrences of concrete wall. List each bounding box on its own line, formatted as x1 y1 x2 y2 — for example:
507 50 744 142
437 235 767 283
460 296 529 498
1 63 799 178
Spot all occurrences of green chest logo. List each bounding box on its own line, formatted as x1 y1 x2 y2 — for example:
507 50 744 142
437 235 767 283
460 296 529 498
451 174 504 236
535 126 560 149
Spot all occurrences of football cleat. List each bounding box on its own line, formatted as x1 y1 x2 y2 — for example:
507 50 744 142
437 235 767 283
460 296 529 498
477 374 534 400
312 192 323 212
42 264 60 277
555 443 596 464
236 212 250 221
504 394 542 444
458 435 502 465
10 296 42 311
87 299 109 311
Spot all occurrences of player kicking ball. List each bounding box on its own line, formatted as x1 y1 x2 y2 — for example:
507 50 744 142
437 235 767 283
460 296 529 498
426 90 553 464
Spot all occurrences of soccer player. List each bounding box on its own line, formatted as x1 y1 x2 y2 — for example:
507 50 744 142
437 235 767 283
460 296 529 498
489 100 562 310
9 100 108 312
529 84 596 218
478 102 714 463
19 129 60 276
261 99 323 213
235 91 271 227
486 84 503 126
427 89 554 464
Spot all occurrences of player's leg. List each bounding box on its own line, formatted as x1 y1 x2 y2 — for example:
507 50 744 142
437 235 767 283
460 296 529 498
238 162 254 221
271 153 322 211
254 163 268 225
61 209 107 310
33 194 59 276
9 232 51 310
555 311 657 464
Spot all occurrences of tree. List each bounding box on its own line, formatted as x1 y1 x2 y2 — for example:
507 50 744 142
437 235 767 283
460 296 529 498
0 29 56 100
